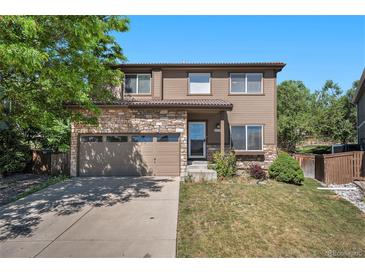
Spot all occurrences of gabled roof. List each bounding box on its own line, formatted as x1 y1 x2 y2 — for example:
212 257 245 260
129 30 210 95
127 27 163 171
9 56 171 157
115 62 286 71
68 99 233 110
353 68 365 104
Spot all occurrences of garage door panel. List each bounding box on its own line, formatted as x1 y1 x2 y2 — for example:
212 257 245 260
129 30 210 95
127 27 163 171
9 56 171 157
79 134 180 177
79 142 151 176
156 156 180 164
153 164 180 176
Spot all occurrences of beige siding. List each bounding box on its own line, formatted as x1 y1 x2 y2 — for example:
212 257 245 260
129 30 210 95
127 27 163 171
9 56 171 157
152 70 162 99
163 69 276 144
162 70 188 98
119 67 277 145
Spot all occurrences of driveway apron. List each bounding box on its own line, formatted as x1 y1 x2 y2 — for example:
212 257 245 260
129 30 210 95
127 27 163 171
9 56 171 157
0 176 180 258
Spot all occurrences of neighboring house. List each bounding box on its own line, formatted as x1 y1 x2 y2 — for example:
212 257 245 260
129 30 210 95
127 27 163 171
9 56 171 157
353 68 365 150
69 62 286 178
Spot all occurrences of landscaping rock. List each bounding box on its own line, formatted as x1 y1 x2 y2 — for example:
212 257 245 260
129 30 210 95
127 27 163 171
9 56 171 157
324 182 365 213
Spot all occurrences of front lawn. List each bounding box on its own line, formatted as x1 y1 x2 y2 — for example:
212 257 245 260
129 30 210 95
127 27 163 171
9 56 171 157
177 178 365 257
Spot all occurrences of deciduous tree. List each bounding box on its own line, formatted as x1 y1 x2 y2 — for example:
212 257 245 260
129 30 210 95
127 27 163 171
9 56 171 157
277 80 314 152
0 16 129 174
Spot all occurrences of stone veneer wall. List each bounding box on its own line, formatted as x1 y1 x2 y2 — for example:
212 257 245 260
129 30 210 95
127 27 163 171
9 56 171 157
206 144 277 170
70 108 188 177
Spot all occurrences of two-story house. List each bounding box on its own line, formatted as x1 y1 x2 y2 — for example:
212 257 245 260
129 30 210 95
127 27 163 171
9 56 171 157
353 68 365 150
69 62 286 178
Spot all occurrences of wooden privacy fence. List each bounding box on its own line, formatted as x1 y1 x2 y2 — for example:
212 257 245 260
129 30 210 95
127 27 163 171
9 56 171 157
32 150 70 176
294 151 365 184
293 154 315 178
353 151 365 180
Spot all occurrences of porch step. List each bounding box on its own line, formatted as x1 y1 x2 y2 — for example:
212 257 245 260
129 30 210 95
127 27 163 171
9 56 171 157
186 169 217 182
187 161 209 169
186 161 217 182
190 161 208 165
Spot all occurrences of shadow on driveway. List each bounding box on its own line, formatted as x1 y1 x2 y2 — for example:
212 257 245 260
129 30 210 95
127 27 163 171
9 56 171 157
0 177 175 241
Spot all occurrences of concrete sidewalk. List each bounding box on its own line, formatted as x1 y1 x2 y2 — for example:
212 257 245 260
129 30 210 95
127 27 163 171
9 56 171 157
0 176 180 258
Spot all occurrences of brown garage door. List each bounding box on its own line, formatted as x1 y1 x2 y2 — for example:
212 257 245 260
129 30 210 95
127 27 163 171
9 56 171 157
78 134 180 176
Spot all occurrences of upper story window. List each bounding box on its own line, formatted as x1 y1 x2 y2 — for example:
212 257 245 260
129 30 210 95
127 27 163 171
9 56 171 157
230 73 263 94
188 73 211 94
124 74 151 94
230 125 263 151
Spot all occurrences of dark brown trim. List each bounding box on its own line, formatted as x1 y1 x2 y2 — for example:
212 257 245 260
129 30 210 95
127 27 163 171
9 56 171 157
114 63 286 72
67 104 233 111
274 74 278 146
123 94 153 97
186 94 213 96
234 151 265 156
227 93 265 96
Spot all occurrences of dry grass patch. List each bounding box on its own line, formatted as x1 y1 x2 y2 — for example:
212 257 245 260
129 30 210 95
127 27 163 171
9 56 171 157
177 178 365 257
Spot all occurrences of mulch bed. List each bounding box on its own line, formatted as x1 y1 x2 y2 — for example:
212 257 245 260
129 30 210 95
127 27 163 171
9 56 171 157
0 173 49 206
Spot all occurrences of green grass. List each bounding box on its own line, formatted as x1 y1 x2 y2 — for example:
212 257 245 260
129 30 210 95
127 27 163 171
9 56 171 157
295 145 332 154
177 178 365 257
10 175 68 202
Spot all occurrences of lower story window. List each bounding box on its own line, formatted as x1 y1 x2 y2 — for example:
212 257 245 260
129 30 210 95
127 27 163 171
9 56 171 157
231 125 263 151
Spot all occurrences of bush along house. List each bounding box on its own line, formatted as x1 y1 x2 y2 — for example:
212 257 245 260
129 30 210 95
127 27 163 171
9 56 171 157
68 62 286 180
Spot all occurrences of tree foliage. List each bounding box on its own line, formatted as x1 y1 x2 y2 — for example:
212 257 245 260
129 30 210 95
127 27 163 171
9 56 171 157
313 80 357 144
277 80 314 152
0 16 129 174
277 79 358 152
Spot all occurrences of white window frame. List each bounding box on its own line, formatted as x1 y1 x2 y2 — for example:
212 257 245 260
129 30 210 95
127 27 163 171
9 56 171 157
229 73 246 94
124 73 151 94
229 73 263 94
188 73 211 94
230 124 264 151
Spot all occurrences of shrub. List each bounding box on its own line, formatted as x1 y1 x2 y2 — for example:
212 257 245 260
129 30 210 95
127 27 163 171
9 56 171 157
249 163 267 180
212 151 237 178
268 152 304 185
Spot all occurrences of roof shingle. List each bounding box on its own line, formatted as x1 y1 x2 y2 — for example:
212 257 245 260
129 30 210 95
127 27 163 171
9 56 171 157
69 99 233 110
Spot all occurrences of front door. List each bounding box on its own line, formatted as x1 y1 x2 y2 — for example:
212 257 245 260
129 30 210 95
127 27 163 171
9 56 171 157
188 121 206 159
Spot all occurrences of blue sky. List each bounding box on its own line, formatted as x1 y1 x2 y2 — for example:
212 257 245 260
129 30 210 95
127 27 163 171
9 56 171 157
115 16 365 92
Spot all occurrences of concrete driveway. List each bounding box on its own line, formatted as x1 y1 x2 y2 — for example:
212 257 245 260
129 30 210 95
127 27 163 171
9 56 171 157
0 176 180 258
